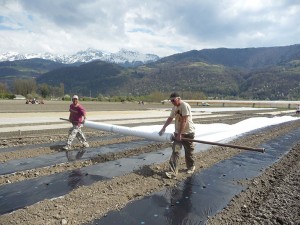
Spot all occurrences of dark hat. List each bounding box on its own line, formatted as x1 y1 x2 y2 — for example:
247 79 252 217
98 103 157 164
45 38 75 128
169 92 180 99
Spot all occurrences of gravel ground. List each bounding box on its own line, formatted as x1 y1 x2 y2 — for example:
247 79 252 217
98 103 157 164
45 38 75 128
0 100 299 225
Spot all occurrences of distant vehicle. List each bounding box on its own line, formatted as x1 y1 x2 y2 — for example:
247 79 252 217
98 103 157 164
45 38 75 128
161 100 169 104
201 102 210 106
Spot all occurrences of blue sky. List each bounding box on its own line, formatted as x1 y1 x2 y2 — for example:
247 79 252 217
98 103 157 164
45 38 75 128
0 0 299 57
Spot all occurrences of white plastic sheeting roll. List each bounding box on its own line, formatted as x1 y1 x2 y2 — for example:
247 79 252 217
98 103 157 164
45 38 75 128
84 120 174 142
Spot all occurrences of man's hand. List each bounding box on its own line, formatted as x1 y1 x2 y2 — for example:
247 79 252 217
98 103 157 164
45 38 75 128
176 133 182 141
158 128 165 136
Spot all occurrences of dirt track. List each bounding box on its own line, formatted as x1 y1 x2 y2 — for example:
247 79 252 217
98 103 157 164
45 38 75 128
0 100 299 225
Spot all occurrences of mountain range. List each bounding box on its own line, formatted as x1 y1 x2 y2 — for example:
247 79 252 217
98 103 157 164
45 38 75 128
1 44 300 100
0 48 160 66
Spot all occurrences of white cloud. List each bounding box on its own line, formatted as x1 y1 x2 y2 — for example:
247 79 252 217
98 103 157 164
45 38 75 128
0 0 299 57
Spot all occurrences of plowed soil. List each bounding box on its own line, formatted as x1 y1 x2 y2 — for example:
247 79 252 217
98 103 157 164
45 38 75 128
0 100 299 225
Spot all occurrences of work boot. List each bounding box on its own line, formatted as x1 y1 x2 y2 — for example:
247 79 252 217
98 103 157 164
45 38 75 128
62 145 70 151
83 142 89 148
166 162 178 179
187 166 195 174
165 171 178 179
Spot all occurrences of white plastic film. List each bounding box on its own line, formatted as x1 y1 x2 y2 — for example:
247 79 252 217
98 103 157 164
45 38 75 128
84 120 173 142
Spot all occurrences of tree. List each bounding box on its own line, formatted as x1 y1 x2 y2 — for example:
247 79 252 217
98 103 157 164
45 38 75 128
0 82 14 99
37 83 50 98
13 78 36 96
0 82 8 93
60 83 64 95
50 85 64 99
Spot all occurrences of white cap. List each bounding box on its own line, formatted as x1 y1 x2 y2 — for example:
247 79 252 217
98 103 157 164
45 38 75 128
72 95 79 99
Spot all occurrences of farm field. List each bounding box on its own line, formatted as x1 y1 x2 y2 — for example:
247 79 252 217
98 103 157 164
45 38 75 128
0 100 299 225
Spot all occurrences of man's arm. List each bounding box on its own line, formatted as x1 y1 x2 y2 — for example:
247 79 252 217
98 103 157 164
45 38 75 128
176 115 188 141
68 110 72 122
78 105 87 121
159 117 173 136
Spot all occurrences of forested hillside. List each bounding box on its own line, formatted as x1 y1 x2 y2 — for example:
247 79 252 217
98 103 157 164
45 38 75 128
0 59 71 88
6 44 300 100
159 44 300 69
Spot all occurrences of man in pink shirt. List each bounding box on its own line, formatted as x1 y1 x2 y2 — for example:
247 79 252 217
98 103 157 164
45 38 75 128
63 95 89 150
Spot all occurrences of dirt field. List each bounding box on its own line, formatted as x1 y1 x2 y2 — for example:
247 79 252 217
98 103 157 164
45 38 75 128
0 100 299 225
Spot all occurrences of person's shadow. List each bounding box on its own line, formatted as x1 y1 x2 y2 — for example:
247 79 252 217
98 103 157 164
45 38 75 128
165 176 194 225
65 149 86 161
149 176 195 224
67 169 84 189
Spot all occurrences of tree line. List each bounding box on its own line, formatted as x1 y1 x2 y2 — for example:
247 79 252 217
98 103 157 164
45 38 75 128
0 78 64 100
1 78 206 102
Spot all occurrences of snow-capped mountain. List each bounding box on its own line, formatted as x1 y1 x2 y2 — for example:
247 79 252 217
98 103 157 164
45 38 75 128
0 48 160 65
